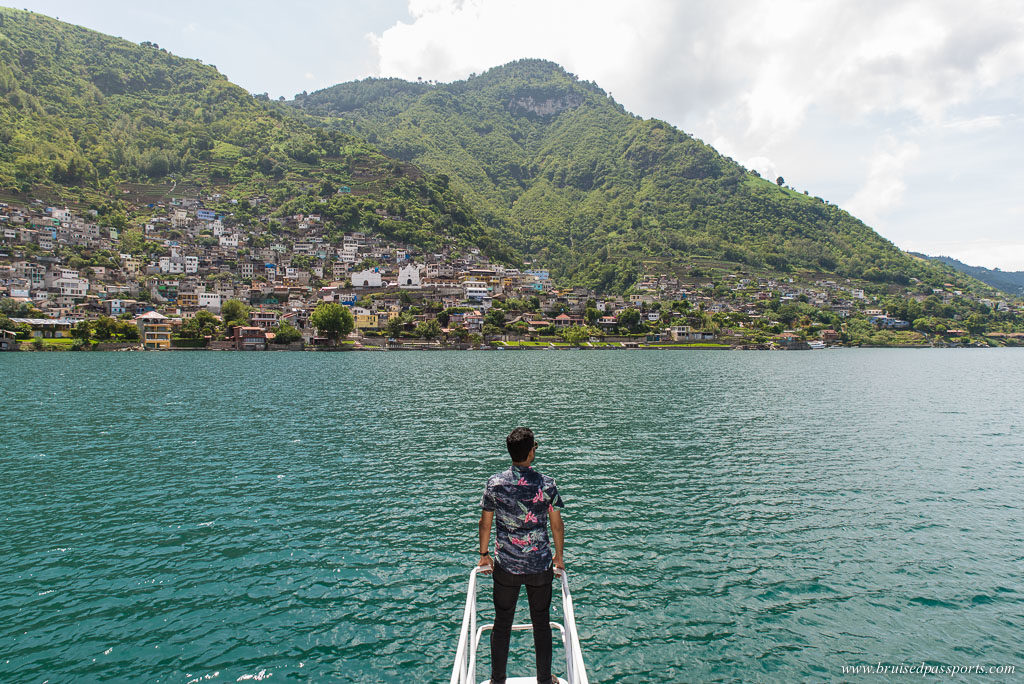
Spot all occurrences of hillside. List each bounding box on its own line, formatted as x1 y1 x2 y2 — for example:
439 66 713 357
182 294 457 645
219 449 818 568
293 59 965 291
910 253 1024 296
0 7 488 253
0 9 1009 298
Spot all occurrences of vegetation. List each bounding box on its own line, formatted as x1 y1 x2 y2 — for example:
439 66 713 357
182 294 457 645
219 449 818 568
179 310 219 338
63 315 139 342
270 321 303 344
294 59 974 292
310 301 354 342
0 7 489 256
220 299 250 327
911 253 1024 296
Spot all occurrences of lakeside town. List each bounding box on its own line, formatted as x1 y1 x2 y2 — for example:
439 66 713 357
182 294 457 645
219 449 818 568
2 197 1023 352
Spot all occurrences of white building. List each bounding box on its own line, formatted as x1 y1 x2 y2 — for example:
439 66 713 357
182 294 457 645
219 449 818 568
351 268 383 288
158 256 185 274
184 256 199 274
398 263 422 289
197 292 222 312
464 280 489 301
55 276 88 298
338 245 359 263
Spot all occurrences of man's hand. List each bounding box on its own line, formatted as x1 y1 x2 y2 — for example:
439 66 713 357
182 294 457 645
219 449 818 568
478 510 493 573
549 507 565 574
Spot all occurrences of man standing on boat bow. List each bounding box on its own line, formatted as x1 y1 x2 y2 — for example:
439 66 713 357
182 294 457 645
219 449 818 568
478 427 566 684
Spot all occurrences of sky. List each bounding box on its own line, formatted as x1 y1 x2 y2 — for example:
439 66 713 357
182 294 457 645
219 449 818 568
13 0 1024 270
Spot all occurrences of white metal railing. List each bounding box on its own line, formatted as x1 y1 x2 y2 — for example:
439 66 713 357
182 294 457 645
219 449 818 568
450 567 589 684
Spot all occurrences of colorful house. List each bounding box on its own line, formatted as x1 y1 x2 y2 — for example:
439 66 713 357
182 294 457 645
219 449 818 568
136 311 172 349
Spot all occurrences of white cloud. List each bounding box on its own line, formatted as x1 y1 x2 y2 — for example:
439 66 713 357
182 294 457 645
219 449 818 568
942 115 1005 132
744 156 781 183
845 137 921 224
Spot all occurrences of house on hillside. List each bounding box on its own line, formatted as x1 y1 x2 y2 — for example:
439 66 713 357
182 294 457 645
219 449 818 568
136 311 171 349
232 326 267 351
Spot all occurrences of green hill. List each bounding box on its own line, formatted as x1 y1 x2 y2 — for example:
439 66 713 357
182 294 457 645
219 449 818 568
910 254 1024 296
292 59 958 291
0 7 486 252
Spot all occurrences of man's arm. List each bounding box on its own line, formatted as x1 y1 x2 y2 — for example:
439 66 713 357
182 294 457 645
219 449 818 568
549 507 565 570
478 509 494 572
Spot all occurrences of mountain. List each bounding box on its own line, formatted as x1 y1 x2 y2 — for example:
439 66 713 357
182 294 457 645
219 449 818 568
291 59 954 291
0 9 1009 298
910 254 1024 296
0 7 486 252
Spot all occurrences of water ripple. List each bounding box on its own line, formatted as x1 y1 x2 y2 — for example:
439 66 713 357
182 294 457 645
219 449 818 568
1 349 1022 681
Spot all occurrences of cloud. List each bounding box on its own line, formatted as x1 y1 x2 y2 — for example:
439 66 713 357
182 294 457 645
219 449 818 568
942 115 1005 132
845 137 921 224
372 1 1024 128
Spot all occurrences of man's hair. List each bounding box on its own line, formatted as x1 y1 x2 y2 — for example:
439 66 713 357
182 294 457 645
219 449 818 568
506 427 535 462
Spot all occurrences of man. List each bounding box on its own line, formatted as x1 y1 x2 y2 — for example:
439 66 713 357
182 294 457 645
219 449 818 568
478 427 565 684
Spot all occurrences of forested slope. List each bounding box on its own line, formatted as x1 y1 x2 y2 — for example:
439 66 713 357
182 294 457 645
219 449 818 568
294 59 952 290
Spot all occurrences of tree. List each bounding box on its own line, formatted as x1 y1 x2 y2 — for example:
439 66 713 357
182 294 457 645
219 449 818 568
385 315 406 339
484 308 506 329
0 313 31 339
271 321 303 344
72 320 92 342
181 310 220 339
311 301 354 342
221 299 251 327
617 308 641 332
118 320 140 340
558 325 591 346
415 318 442 339
120 228 145 254
776 176 785 186
584 307 600 324
93 315 118 341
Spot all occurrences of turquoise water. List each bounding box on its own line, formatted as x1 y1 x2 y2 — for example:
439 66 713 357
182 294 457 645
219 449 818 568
1 350 1022 682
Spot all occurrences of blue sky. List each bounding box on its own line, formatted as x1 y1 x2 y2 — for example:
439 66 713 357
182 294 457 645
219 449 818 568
13 0 1024 270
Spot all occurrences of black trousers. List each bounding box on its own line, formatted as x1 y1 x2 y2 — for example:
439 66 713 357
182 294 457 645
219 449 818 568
490 563 555 684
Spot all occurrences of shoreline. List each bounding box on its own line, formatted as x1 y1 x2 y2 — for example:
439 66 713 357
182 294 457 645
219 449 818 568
8 341 1016 352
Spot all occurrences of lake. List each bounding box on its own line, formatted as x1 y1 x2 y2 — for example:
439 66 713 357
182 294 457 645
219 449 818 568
1 349 1021 682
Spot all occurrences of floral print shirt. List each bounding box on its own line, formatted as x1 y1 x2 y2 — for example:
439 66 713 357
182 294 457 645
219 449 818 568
481 464 564 574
